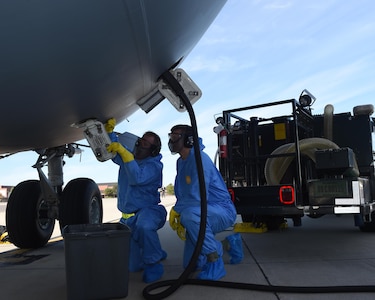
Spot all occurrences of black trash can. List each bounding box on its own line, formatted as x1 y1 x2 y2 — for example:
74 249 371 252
63 223 130 300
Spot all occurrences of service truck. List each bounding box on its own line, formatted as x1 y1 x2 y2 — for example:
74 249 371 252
215 90 375 231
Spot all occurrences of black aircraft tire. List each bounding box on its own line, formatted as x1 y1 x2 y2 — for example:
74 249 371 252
6 180 55 249
59 178 103 230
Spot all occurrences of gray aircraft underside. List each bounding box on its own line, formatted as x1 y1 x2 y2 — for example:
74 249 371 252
0 0 227 154
0 0 227 249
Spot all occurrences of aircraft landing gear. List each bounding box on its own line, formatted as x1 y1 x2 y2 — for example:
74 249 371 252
5 145 103 249
59 178 103 229
6 180 55 248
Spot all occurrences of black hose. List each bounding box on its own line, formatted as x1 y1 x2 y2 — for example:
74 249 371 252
151 279 375 294
142 70 208 299
143 70 375 298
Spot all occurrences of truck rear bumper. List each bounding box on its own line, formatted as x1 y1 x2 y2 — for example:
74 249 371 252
232 178 371 217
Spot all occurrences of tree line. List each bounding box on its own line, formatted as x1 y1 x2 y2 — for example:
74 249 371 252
103 183 174 198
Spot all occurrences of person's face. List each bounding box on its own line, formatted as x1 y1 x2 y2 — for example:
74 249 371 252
168 130 184 154
134 134 155 160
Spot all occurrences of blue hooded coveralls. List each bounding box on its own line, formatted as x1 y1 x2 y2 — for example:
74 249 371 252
173 139 237 269
110 134 166 271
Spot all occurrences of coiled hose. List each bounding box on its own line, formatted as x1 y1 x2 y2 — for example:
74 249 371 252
264 137 342 185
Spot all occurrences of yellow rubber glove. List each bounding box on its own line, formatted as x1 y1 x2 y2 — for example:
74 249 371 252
176 224 186 241
107 142 134 163
169 207 186 241
104 118 116 133
169 207 179 230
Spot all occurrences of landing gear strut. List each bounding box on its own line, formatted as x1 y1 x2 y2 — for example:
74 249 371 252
6 144 103 249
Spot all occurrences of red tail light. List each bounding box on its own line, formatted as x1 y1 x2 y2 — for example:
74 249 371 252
279 185 295 204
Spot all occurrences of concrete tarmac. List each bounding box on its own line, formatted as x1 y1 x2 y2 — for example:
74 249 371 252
1 196 375 299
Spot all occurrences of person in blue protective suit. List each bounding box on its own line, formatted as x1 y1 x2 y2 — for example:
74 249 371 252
168 124 243 281
105 118 167 284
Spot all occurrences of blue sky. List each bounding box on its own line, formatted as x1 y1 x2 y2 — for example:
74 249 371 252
1 0 375 187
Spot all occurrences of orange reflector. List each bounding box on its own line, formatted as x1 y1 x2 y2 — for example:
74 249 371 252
228 188 235 203
279 185 295 204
